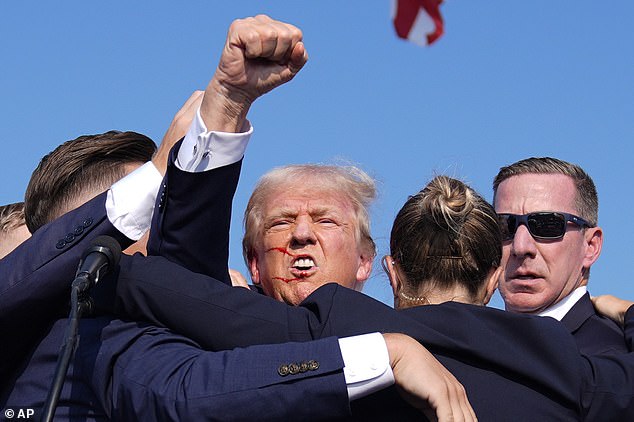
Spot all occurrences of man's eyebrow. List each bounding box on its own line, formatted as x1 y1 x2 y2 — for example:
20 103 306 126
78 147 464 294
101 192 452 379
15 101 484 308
265 205 343 220
264 208 297 220
310 207 338 217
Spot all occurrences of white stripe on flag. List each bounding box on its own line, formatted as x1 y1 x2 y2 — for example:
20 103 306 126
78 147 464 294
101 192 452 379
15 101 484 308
408 8 435 46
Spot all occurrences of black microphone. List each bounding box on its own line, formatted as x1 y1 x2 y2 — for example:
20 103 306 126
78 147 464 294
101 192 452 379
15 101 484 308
72 235 122 293
41 235 122 421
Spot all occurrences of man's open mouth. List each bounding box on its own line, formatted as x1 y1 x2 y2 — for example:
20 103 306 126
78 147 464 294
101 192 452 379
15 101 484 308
292 257 315 271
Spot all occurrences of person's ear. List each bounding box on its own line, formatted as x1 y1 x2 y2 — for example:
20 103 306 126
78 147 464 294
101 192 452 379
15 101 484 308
385 256 405 309
582 226 603 271
382 256 401 296
355 253 374 285
482 266 502 305
248 253 261 285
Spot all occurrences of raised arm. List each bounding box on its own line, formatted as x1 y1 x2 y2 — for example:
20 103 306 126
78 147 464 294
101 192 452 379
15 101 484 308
146 15 308 278
200 14 307 133
152 90 204 176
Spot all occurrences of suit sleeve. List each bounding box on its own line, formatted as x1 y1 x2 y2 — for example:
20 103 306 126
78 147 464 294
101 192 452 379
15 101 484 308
92 320 350 421
626 305 634 350
581 305 634 419
313 285 634 419
147 140 241 284
114 257 634 418
114 254 327 350
0 192 132 379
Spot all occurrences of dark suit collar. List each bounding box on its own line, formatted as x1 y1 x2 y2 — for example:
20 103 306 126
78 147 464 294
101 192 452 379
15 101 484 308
560 292 594 333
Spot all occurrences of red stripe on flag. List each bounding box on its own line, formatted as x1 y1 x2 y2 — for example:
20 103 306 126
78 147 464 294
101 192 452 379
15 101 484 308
393 0 422 39
393 0 444 46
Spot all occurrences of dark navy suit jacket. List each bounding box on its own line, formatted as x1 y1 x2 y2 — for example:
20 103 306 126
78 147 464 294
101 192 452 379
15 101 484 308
562 292 628 355
0 192 133 382
113 257 634 421
106 150 634 421
0 153 353 421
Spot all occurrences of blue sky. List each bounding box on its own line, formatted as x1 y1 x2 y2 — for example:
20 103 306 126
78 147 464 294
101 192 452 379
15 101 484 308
1 1 632 308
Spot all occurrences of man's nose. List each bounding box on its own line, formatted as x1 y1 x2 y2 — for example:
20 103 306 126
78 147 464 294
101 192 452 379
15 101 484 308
291 218 316 246
510 224 537 258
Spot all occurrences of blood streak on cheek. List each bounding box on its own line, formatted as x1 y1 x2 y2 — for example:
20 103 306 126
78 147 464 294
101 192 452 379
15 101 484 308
266 247 295 257
272 277 300 283
269 247 301 282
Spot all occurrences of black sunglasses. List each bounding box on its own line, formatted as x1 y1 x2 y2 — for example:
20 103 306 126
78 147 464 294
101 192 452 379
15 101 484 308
497 212 592 241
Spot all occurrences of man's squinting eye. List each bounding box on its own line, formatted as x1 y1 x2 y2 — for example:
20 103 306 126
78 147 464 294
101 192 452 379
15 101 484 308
316 218 337 226
268 219 292 229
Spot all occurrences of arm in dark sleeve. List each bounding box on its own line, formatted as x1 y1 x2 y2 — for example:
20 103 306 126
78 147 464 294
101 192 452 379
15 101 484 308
91 320 350 421
626 305 634 350
114 254 325 349
582 306 634 419
114 257 634 418
147 141 241 284
305 285 634 419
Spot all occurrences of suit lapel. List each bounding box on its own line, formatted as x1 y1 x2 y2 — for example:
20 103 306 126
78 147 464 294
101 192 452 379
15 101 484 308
560 293 594 333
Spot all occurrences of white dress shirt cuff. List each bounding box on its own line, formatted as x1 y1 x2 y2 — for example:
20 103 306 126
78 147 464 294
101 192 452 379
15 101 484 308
105 109 252 239
176 108 252 172
105 162 163 240
339 332 395 401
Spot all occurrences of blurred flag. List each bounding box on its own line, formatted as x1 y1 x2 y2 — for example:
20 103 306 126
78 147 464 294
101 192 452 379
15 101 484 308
392 0 444 46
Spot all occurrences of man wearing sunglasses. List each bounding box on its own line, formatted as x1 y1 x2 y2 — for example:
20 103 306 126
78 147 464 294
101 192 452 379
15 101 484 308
493 157 626 355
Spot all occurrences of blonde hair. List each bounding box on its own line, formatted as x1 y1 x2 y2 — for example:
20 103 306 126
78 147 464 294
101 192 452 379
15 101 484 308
390 176 501 300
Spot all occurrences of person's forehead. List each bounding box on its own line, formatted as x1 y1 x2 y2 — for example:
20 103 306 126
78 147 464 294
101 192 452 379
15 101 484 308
496 173 577 212
262 183 356 216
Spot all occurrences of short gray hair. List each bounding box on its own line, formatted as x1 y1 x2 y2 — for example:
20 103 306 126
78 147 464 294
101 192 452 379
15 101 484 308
493 157 598 226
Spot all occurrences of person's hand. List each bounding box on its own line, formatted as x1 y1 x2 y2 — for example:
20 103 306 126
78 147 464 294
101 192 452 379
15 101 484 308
152 90 204 175
201 15 308 133
591 294 634 328
383 333 477 422
229 269 250 289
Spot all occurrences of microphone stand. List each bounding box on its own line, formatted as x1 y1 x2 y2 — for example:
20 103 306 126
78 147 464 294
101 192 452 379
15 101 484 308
39 235 120 421
39 275 95 422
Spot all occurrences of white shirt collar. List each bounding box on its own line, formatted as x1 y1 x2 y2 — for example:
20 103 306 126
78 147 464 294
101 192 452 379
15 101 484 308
538 286 587 321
